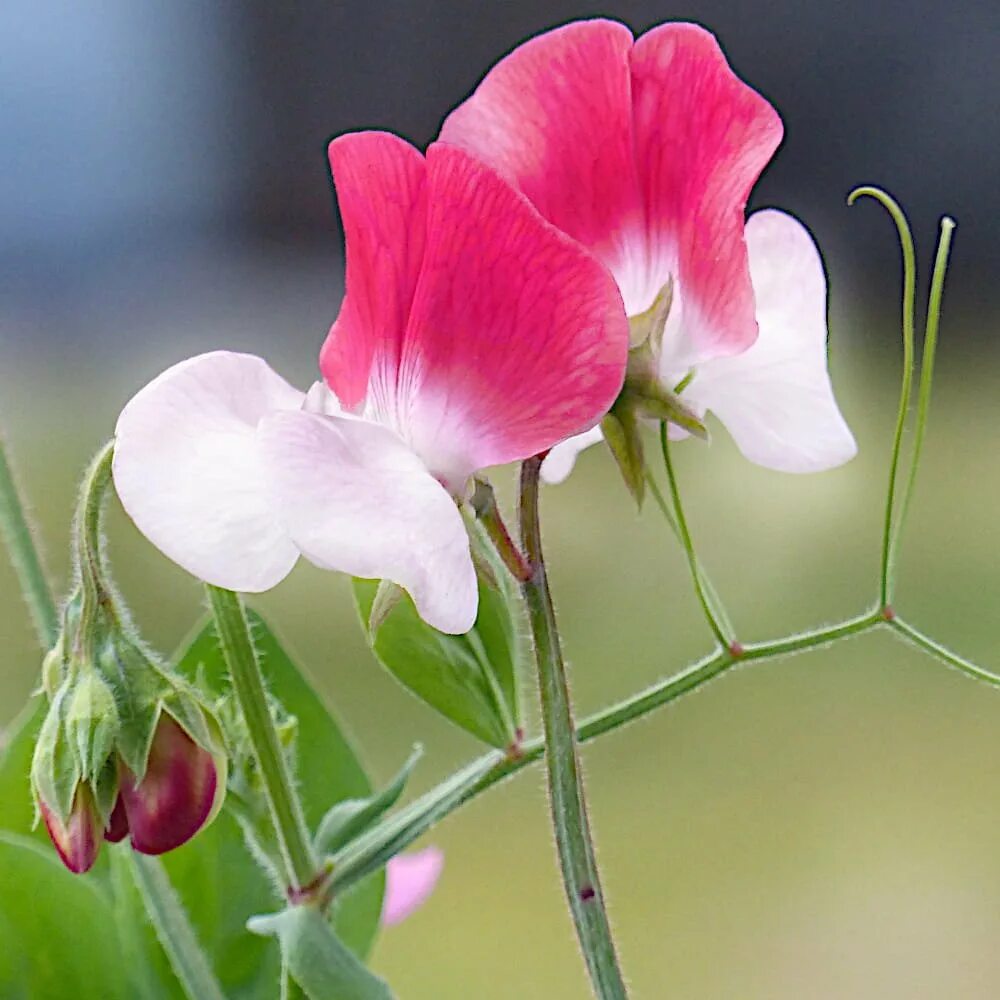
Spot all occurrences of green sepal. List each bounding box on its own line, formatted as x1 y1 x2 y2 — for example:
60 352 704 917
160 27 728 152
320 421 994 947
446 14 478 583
29 681 82 824
601 406 647 507
630 378 708 439
367 580 404 637
64 667 118 787
248 906 395 1000
91 753 120 826
313 745 422 857
627 278 674 350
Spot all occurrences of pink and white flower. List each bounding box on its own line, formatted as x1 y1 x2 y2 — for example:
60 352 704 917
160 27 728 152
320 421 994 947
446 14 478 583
440 19 856 477
113 134 628 633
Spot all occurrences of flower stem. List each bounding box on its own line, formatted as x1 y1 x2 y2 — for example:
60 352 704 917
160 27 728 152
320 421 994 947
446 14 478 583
328 610 888 896
124 850 227 1000
205 585 320 895
518 456 629 1000
888 616 1000 687
658 424 733 649
0 433 59 649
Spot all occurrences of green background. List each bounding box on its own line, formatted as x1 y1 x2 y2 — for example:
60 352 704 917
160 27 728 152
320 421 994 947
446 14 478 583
2 335 998 998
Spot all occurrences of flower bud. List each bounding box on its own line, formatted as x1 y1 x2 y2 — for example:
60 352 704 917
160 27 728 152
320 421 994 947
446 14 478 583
31 442 229 872
117 712 226 855
39 783 102 875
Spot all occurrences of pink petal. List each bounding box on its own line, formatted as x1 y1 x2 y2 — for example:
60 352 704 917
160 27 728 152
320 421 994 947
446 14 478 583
382 848 444 927
439 20 642 302
119 714 221 856
630 23 783 362
258 410 477 634
321 132 427 411
399 143 628 485
113 352 303 591
682 210 857 472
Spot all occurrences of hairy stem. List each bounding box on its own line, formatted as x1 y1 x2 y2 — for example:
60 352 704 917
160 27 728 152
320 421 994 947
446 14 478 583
125 851 227 1000
0 434 59 649
512 457 628 998
206 585 320 895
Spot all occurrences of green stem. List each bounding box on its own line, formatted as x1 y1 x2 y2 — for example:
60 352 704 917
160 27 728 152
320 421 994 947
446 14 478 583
206 585 320 894
847 187 917 607
0 434 59 649
658 423 732 648
516 456 628 999
125 851 227 1000
890 216 956 565
888 616 1000 687
644 466 736 646
329 610 887 896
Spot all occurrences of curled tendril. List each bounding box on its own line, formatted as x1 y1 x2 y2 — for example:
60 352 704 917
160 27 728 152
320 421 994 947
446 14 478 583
847 185 918 606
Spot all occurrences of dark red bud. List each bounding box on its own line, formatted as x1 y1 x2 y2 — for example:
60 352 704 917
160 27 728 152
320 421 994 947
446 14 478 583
103 794 130 843
118 714 220 855
40 785 101 874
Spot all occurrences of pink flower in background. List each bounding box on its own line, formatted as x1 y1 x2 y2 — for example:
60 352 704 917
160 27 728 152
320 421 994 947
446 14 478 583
382 847 444 927
113 133 627 633
441 19 856 476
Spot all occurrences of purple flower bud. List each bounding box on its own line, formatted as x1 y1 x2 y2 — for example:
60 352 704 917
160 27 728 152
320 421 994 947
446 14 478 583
39 784 102 875
117 713 224 855
103 794 129 844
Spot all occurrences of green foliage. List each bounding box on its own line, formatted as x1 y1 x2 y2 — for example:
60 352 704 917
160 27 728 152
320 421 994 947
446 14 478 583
354 576 522 748
0 832 131 1000
248 906 394 1000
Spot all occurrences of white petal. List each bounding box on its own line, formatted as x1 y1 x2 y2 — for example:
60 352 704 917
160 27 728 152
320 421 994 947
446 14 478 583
540 427 605 484
682 210 857 473
113 352 304 590
259 411 477 634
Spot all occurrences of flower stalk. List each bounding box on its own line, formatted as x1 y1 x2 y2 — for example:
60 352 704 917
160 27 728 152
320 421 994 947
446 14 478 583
518 455 629 1000
205 584 321 897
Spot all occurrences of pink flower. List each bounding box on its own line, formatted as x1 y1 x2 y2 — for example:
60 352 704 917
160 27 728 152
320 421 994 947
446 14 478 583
382 847 444 927
441 19 856 476
113 135 627 633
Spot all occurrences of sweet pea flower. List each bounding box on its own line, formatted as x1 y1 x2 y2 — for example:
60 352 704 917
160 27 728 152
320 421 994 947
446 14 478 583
440 19 856 478
382 847 444 927
113 134 627 633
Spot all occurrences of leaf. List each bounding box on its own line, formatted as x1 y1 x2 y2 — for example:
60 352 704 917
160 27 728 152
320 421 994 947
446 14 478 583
248 907 394 1000
354 573 522 748
314 745 421 857
0 696 47 840
170 610 385 990
0 832 131 1000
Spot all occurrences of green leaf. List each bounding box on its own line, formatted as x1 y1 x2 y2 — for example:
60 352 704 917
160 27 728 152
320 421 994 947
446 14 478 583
0 696 46 839
169 610 385 993
248 906 394 1000
314 745 421 857
354 574 522 748
0 832 131 1000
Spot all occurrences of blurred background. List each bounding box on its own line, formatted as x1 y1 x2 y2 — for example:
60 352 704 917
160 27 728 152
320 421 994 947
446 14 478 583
1 1 998 997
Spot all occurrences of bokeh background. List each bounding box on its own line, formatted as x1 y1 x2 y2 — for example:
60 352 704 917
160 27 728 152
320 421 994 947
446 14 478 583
2 2 999 997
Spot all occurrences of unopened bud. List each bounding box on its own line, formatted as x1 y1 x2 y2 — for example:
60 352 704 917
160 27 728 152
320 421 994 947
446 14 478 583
39 783 101 875
117 713 226 855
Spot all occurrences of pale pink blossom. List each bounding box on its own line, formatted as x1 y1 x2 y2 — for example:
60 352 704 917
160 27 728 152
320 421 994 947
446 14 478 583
113 134 627 632
382 847 444 927
441 20 856 477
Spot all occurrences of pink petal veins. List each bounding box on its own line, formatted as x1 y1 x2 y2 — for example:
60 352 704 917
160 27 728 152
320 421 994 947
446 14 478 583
321 132 428 412
398 143 628 484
